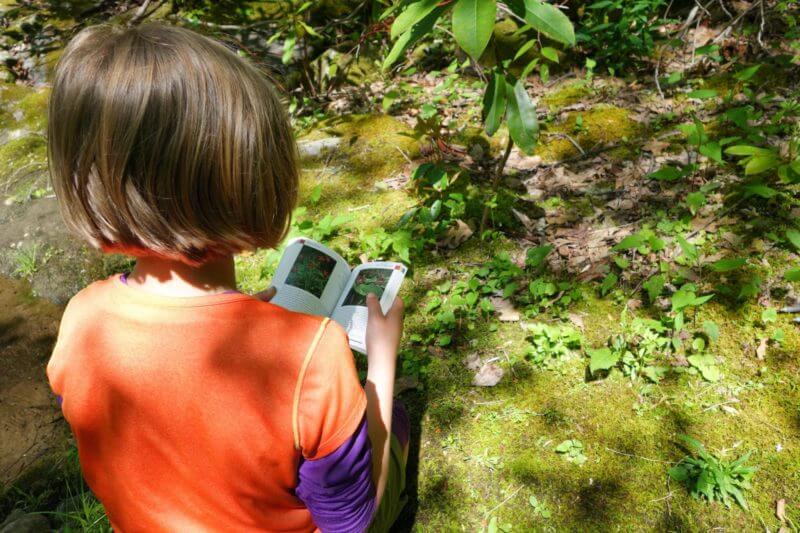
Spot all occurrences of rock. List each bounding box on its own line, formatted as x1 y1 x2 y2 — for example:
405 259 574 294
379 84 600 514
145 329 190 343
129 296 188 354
0 509 50 533
297 137 342 159
472 361 504 387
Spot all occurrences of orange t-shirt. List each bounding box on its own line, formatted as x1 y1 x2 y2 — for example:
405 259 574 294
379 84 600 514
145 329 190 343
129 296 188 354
47 275 367 532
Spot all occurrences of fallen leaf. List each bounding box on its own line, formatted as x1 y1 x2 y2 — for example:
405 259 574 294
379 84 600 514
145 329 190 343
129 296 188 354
437 219 473 249
489 296 521 322
472 362 504 387
463 353 482 371
568 312 585 330
777 499 786 523
643 139 670 155
756 337 768 360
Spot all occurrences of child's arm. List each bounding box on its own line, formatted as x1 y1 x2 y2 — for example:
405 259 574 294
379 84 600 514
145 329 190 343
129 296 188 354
364 292 404 506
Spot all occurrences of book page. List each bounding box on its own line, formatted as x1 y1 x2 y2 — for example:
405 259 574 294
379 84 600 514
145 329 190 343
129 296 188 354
270 238 352 317
331 262 407 354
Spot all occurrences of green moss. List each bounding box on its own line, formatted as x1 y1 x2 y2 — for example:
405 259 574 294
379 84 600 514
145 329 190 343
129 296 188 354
535 105 640 163
0 84 49 132
541 80 592 110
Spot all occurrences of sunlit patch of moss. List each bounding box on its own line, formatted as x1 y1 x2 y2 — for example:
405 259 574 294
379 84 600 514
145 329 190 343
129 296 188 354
540 80 592 111
299 114 421 180
0 134 47 193
15 87 49 131
535 105 640 163
0 84 49 132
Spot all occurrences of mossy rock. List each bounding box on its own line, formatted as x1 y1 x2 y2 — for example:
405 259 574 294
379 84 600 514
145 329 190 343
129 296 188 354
0 134 48 199
536 104 640 163
0 83 49 132
299 114 421 180
541 80 592 111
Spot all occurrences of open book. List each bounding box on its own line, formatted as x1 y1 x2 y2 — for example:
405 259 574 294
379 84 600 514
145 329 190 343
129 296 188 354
269 237 407 354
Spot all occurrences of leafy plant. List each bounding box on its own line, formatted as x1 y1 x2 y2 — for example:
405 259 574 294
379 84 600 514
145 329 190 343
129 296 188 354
528 495 551 519
555 439 587 465
588 317 670 382
669 435 755 509
523 323 582 368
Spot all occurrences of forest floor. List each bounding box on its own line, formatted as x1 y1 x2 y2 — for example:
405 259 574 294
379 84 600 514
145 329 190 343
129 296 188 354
1 14 800 533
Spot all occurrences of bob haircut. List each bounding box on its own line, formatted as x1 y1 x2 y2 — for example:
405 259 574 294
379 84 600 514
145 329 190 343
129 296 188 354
48 23 298 264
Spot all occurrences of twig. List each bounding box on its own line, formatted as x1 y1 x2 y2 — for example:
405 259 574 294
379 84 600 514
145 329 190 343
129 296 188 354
654 54 665 100
712 0 760 43
717 0 733 19
757 0 766 48
480 136 514 233
129 0 166 26
604 446 676 464
559 133 585 155
484 486 523 519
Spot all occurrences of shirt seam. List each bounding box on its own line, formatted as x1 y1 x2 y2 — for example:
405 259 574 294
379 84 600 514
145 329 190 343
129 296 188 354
292 317 331 451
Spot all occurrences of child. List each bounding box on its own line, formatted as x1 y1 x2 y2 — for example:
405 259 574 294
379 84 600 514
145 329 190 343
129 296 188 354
46 23 408 532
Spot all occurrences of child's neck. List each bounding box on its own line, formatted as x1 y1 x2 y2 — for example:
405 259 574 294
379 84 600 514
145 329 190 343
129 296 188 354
126 255 237 297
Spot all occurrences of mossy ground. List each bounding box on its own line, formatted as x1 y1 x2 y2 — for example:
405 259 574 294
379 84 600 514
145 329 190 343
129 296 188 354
231 112 800 531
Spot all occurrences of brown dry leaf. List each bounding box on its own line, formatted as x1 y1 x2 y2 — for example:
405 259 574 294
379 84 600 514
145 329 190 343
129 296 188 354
626 299 643 311
437 219 473 249
568 312 585 330
756 337 768 360
776 498 786 523
643 139 670 155
506 148 542 171
489 296 520 322
463 353 482 371
472 362 504 387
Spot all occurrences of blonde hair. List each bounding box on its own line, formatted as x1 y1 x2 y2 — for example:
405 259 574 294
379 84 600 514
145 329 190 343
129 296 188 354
48 23 298 264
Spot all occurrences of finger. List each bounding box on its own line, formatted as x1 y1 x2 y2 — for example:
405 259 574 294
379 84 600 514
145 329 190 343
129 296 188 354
366 292 381 316
388 297 404 318
255 286 277 302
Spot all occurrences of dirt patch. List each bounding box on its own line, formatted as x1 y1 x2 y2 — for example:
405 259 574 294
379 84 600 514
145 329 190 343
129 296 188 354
0 275 68 487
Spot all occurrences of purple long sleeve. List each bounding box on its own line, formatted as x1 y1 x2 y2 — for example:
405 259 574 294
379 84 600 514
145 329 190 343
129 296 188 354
296 417 377 532
296 404 410 532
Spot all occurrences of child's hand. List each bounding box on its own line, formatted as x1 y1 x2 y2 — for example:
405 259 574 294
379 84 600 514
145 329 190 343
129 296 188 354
365 292 404 365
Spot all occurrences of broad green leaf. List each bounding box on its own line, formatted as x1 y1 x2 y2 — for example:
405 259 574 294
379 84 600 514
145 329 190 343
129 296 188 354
725 145 774 156
483 73 508 136
505 77 539 154
522 0 576 46
686 191 706 214
383 7 444 70
599 272 617 296
540 46 560 62
668 464 690 482
687 354 721 382
742 182 778 198
513 39 537 60
785 268 800 282
391 0 440 39
745 154 780 175
526 244 553 268
687 89 717 100
677 235 698 263
643 274 665 302
786 229 800 251
382 89 400 111
710 258 747 272
588 347 619 374
699 142 723 164
613 233 645 251
761 307 777 324
648 166 685 181
734 64 760 81
452 0 497 59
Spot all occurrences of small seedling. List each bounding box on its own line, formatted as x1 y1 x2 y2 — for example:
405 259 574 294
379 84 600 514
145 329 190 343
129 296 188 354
529 495 551 519
555 439 587 465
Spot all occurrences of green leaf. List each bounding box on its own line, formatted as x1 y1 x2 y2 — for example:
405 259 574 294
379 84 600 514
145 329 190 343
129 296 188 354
761 307 777 324
677 235 698 263
648 165 685 181
742 182 778 198
687 354 721 382
383 7 444 70
699 142 723 164
613 233 645 251
786 229 800 251
687 89 718 100
391 0 440 39
686 191 706 214
382 89 400 111
643 274 665 302
588 348 619 374
703 321 720 342
725 145 774 156
745 155 780 175
540 46 560 63
483 72 508 136
505 77 539 154
734 64 760 82
785 267 800 282
452 0 497 59
599 272 617 296
526 244 553 268
710 258 747 272
522 0 576 46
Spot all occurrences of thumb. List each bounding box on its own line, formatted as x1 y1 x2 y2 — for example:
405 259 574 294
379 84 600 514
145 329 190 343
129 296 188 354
366 292 382 316
255 286 277 302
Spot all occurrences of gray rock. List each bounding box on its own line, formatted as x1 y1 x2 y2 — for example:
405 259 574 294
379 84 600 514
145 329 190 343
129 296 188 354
297 137 341 159
0 509 50 533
